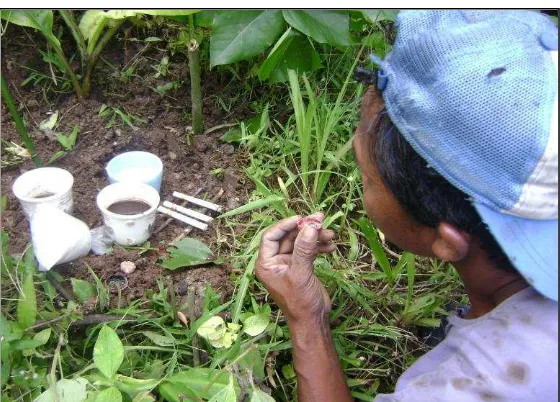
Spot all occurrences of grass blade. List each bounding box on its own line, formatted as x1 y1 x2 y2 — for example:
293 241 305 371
356 217 392 285
219 195 285 218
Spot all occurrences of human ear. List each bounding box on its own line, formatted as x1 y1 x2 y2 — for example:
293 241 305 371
431 222 471 262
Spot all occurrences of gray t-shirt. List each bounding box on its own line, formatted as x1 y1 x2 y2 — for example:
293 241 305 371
375 288 558 401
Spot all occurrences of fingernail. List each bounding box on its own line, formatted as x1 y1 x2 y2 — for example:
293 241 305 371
302 226 317 241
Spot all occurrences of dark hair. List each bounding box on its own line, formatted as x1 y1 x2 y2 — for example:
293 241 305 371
370 108 517 273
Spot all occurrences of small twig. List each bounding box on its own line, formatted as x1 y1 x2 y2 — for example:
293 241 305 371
46 271 75 303
28 314 136 332
166 276 177 318
382 243 402 260
25 314 68 333
153 187 203 234
186 286 200 366
171 188 224 245
202 122 238 136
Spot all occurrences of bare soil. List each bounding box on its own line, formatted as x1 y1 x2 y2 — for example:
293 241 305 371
1 25 255 307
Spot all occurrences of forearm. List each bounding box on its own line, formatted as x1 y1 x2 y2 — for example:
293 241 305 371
289 318 353 402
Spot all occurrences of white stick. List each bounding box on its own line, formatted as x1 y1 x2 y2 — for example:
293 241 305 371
157 206 208 230
172 191 223 212
163 201 213 223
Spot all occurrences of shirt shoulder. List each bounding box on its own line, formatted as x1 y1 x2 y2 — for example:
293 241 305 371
375 288 558 402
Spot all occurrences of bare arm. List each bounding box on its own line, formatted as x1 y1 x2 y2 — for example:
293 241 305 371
290 318 352 402
255 214 352 402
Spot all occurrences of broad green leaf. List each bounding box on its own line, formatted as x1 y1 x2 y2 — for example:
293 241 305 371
220 128 242 144
115 375 159 397
132 393 156 402
243 314 269 337
196 316 237 348
12 338 43 350
160 237 218 270
17 272 37 328
33 327 52 345
1 10 61 52
71 278 96 303
258 30 322 83
104 10 138 19
159 368 239 402
94 325 124 379
195 10 218 27
138 10 199 16
210 331 235 348
95 387 122 402
360 9 399 23
1 314 12 338
197 316 227 341
208 374 236 402
250 388 275 402
210 10 285 67
282 10 352 47
1 10 53 33
39 110 58 131
142 331 175 346
35 377 89 402
80 10 137 55
79 10 109 54
219 195 285 218
238 348 265 379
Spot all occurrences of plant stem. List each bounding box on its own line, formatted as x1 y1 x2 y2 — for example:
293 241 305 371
82 20 124 97
58 10 87 68
46 271 76 302
44 33 84 100
188 15 203 135
1 76 42 167
186 286 201 366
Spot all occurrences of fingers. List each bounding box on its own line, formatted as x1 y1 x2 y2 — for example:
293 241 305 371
259 215 301 259
292 225 320 271
318 229 335 243
278 229 335 254
318 243 337 254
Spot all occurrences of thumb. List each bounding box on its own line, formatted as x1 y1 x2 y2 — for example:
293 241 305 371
292 225 319 271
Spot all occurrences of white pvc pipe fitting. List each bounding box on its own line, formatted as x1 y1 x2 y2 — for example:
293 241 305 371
96 182 160 246
12 167 74 218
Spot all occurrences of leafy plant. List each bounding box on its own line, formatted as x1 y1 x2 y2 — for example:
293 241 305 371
160 238 221 270
55 125 79 151
1 75 41 166
98 104 145 130
1 10 198 98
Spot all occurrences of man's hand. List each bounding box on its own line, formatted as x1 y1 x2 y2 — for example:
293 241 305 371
255 213 336 324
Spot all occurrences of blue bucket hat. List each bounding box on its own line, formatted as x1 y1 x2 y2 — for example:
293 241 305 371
372 10 558 301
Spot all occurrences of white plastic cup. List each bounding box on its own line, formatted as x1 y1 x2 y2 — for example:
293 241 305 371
106 151 163 192
31 208 91 271
12 167 74 218
96 182 160 246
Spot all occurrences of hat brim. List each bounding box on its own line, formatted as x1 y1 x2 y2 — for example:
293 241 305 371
475 203 558 301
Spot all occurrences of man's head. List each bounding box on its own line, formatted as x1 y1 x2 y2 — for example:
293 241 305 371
353 89 514 270
355 10 558 300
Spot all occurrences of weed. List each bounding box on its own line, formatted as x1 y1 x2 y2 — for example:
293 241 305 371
98 104 146 131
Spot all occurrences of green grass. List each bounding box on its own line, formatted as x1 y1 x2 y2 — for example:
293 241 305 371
1 47 465 402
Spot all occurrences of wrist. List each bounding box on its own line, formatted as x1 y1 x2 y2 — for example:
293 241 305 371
287 312 330 331
288 315 332 345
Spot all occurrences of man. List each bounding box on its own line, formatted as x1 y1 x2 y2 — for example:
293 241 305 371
256 10 558 401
